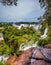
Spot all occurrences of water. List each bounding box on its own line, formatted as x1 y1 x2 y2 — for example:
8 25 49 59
13 24 21 29
41 28 48 39
0 55 9 61
13 23 41 30
19 41 38 51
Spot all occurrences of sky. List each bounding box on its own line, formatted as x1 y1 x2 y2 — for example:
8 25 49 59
0 0 45 22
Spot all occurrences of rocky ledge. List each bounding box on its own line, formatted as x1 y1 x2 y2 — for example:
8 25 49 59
7 44 51 65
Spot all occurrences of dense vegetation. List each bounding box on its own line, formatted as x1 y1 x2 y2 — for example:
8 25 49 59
0 61 9 65
0 21 51 57
0 23 40 56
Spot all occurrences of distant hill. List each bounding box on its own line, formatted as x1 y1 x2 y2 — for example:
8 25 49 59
0 22 40 24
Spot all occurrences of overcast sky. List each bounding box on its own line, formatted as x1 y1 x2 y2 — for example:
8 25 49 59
0 0 45 22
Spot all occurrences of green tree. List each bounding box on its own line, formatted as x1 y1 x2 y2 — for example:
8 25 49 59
0 0 18 6
39 0 51 25
0 43 12 56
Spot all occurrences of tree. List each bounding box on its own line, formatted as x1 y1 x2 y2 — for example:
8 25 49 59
0 0 18 6
39 0 51 25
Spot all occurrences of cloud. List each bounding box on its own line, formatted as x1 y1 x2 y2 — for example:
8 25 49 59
0 0 44 22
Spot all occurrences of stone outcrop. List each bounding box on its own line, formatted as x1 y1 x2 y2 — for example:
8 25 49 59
7 48 33 65
31 60 51 65
44 44 51 48
7 44 51 65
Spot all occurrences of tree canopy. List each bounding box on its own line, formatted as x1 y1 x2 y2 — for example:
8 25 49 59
0 0 18 6
39 0 51 25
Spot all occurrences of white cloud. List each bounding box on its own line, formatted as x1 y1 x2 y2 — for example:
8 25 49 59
0 0 44 22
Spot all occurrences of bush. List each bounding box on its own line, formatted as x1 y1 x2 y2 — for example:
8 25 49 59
37 37 51 46
0 62 9 65
0 43 12 56
0 62 3 65
37 39 48 46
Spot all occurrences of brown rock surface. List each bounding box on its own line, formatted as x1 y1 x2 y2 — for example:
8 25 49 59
7 48 33 65
32 49 45 60
44 48 51 56
32 60 51 65
44 44 51 48
7 46 51 65
7 54 18 65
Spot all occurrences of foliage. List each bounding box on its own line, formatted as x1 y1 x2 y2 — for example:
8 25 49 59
0 22 50 56
0 61 9 65
0 61 3 65
1 24 40 55
0 43 12 56
47 25 51 37
39 0 51 24
0 0 18 6
37 37 51 46
40 20 48 34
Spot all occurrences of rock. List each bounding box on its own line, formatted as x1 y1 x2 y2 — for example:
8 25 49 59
7 47 51 65
32 60 51 65
44 48 51 56
7 54 18 65
32 48 45 60
7 48 33 65
44 44 51 48
33 47 51 60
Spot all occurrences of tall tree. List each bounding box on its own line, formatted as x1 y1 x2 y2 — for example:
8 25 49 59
39 0 51 25
0 0 18 6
